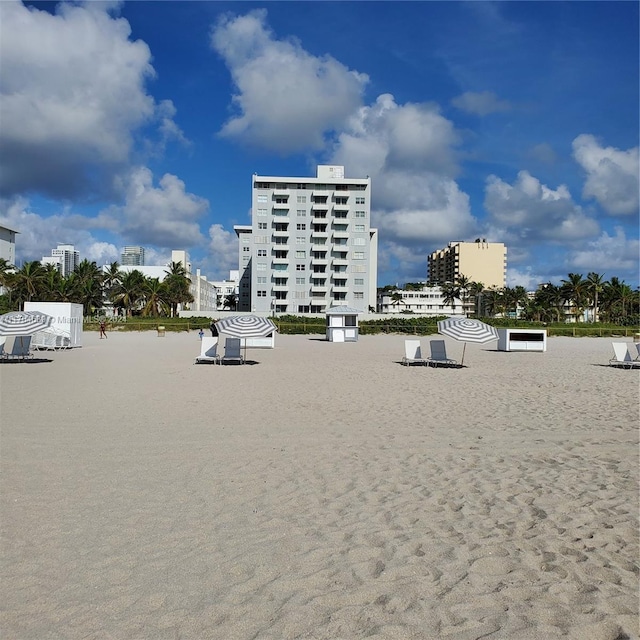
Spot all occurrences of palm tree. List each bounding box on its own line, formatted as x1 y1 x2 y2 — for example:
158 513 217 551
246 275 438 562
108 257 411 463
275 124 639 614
390 291 405 310
561 273 588 322
455 274 471 316
481 287 503 318
0 258 14 288
141 278 168 317
102 262 122 297
110 270 145 316
164 262 192 317
223 293 237 310
10 261 46 307
586 272 605 323
440 281 461 315
536 283 565 322
467 281 484 317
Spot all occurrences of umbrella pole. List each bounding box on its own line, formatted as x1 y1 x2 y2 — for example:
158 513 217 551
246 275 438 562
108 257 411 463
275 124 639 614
461 342 466 366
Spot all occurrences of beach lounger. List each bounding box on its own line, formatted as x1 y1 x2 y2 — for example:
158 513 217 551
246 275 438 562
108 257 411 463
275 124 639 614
195 337 220 364
0 335 33 361
221 337 244 365
609 342 639 369
402 339 427 366
634 343 640 361
427 339 458 367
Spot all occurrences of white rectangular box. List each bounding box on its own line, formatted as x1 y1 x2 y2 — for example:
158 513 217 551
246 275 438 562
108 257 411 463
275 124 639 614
24 302 84 347
497 328 546 352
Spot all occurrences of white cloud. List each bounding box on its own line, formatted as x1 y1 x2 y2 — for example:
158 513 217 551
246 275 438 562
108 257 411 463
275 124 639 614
0 196 118 266
202 224 240 280
210 9 368 153
572 134 639 216
484 170 600 241
506 267 555 290
0 0 180 199
107 167 209 248
327 93 475 248
567 227 639 273
451 90 511 116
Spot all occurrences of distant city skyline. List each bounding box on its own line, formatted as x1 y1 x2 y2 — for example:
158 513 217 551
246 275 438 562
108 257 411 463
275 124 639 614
0 1 637 289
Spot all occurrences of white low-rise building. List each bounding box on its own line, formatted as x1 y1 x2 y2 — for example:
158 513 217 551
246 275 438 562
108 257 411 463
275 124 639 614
377 286 463 316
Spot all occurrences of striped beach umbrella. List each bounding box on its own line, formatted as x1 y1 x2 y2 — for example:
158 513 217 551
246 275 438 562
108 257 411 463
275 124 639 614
215 315 277 360
0 311 54 336
437 316 498 365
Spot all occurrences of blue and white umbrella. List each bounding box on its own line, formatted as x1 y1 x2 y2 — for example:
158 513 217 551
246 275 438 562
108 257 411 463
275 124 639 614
437 316 498 366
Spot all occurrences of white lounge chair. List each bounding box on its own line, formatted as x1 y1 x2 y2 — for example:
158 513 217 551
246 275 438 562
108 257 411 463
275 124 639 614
0 335 33 361
195 337 220 364
427 339 458 367
402 339 427 366
634 343 640 361
221 337 244 365
609 342 640 369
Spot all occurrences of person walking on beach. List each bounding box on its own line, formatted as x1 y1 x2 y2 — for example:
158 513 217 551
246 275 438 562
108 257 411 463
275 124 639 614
198 328 204 340
99 320 107 339
210 320 218 337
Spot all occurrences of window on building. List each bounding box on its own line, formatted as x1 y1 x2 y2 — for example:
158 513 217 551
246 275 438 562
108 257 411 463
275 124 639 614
257 276 267 284
256 208 267 216
296 237 306 245
257 194 268 203
243 246 250 252
254 235 269 243
295 250 306 258
355 210 366 218
354 292 364 300
296 264 306 271
257 249 267 257
256 263 266 271
353 252 364 260
297 223 306 230
355 197 365 205
257 222 267 230
353 238 365 246
354 278 364 286
297 195 307 203
354 224 365 232
296 277 306 285
297 209 306 217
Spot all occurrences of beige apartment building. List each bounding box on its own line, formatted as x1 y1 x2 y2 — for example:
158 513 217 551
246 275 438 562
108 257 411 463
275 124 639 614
428 240 507 289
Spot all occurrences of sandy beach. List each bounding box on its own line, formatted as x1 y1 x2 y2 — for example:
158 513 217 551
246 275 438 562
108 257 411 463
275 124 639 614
1 331 638 640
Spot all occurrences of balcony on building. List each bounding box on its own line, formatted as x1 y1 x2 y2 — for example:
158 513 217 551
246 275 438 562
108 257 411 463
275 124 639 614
272 228 289 240
311 253 329 265
311 280 328 292
272 207 289 218
332 256 349 266
311 208 328 219
273 187 289 197
332 229 349 241
272 256 289 266
311 225 329 238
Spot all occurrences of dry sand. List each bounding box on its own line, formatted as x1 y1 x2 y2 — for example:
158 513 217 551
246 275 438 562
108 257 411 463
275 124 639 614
1 331 638 640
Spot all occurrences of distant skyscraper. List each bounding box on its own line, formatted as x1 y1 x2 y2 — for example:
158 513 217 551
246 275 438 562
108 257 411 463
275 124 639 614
121 246 145 266
44 243 79 277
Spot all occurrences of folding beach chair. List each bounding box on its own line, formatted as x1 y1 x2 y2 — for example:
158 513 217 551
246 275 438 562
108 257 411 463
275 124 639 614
195 337 220 364
402 339 427 366
427 339 458 367
221 337 244 365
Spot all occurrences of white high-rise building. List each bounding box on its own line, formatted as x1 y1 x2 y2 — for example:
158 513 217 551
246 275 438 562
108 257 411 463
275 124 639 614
234 165 378 314
44 244 79 277
0 224 18 265
121 246 145 266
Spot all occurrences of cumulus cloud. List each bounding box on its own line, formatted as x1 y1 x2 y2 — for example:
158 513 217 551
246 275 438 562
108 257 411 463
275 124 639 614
572 134 639 216
327 93 475 247
484 170 599 242
210 9 368 153
204 223 240 279
106 167 209 248
0 196 119 266
451 91 511 116
0 0 181 199
567 227 639 273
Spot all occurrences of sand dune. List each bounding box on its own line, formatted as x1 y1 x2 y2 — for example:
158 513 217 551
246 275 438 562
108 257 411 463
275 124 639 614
1 332 638 639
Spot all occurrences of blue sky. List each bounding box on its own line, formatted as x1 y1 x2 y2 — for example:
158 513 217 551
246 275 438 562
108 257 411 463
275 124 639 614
1 0 638 289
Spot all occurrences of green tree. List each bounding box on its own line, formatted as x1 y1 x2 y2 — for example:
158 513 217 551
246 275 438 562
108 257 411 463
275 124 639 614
141 278 168 317
390 291 405 309
561 273 588 321
440 282 461 315
110 270 145 316
10 261 46 307
223 293 237 310
164 262 193 317
586 272 606 323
